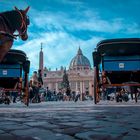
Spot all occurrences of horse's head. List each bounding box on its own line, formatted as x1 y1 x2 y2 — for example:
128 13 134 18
14 6 30 41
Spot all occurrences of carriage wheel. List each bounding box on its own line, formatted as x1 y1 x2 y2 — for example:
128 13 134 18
94 67 100 104
94 67 97 104
24 72 29 106
135 93 138 103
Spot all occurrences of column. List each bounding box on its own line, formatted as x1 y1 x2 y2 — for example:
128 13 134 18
76 81 78 92
89 81 94 97
56 82 58 92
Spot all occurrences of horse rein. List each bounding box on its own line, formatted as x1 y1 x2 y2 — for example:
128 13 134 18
15 9 28 35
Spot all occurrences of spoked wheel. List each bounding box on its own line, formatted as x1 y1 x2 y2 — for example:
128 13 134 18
24 89 29 106
23 73 29 106
94 67 97 104
94 67 100 104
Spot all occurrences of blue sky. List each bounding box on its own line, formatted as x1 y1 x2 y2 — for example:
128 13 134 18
1 0 140 73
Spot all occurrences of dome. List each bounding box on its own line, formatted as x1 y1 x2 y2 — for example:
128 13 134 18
69 48 91 70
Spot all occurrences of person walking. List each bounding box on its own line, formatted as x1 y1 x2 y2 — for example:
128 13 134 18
46 87 51 101
75 89 80 102
31 71 39 103
29 80 34 102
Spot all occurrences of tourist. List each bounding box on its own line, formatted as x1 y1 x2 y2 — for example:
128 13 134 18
31 71 39 103
75 89 80 102
116 88 122 102
46 87 52 101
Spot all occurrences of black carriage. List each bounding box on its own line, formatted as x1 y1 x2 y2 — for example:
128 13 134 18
93 38 140 104
0 49 30 105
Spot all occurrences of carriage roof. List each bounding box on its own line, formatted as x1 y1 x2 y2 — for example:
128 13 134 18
96 38 140 56
1 49 27 64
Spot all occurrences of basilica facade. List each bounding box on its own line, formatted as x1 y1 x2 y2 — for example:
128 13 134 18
40 47 94 97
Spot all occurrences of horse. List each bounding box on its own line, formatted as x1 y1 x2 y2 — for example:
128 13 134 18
0 6 30 62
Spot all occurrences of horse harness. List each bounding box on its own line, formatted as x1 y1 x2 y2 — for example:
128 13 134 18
0 15 15 45
0 9 29 45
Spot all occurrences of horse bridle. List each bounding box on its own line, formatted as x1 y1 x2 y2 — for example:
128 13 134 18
0 9 29 40
15 9 30 36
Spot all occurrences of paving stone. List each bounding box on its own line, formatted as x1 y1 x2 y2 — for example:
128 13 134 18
93 125 129 135
0 133 16 140
58 122 81 127
24 121 50 127
74 116 93 120
128 123 140 130
82 120 100 125
0 130 5 134
0 121 18 126
75 130 119 140
41 124 60 129
54 116 72 120
53 134 77 140
53 126 87 136
0 101 140 140
3 118 25 121
0 124 31 131
0 133 37 140
122 135 140 140
127 129 140 138
11 128 76 140
82 120 104 129
2 118 33 123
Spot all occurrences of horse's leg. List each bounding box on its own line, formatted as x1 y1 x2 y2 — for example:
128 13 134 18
0 41 13 62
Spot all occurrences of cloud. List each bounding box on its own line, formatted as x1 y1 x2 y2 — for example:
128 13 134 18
125 23 140 34
13 29 103 74
30 7 140 36
0 0 28 12
10 0 140 75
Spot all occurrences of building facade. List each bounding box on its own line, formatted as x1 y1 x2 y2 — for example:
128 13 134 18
42 48 94 97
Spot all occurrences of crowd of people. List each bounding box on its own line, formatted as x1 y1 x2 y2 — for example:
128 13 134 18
99 71 140 103
100 86 140 103
29 84 92 103
0 70 92 104
28 71 92 103
0 78 23 105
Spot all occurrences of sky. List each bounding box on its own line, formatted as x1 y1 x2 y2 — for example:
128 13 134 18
1 0 140 73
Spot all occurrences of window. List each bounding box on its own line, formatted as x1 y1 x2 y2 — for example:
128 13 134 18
84 80 89 89
71 81 76 90
77 81 80 89
44 73 47 77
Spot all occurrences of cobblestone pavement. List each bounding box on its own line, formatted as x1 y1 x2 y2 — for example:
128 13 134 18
0 101 140 140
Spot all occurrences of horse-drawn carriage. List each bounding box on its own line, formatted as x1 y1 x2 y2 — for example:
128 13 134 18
93 38 140 104
0 7 30 105
0 49 30 105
